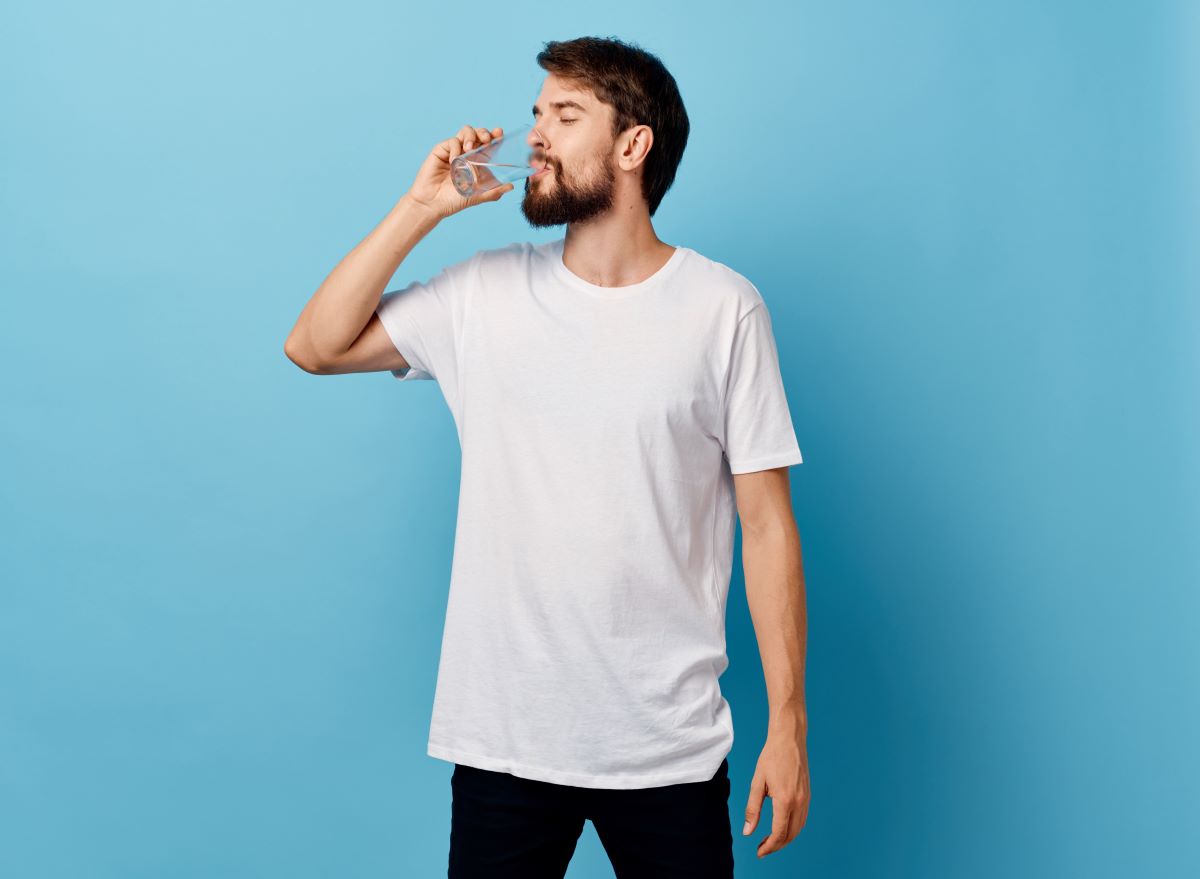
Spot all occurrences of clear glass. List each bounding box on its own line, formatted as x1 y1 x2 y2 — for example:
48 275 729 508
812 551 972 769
450 122 543 197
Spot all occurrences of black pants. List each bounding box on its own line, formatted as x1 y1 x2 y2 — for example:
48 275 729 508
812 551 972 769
448 758 735 878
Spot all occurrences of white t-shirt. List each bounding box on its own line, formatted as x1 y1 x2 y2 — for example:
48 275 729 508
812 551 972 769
375 236 803 789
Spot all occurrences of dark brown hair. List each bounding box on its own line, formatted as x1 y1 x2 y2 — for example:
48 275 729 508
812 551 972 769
536 36 689 217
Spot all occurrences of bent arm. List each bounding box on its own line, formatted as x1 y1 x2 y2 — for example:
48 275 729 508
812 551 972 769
284 193 440 374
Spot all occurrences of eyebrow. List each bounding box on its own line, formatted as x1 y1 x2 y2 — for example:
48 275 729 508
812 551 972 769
532 100 588 117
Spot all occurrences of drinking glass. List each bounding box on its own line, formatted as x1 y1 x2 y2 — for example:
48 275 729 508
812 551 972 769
450 122 543 197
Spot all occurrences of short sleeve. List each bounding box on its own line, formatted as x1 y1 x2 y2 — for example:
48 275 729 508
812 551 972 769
374 250 479 385
719 300 804 474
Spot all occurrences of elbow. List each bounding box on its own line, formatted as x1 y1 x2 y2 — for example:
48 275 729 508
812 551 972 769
284 334 324 374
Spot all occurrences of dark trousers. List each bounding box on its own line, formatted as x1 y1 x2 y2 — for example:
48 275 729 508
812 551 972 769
448 757 735 878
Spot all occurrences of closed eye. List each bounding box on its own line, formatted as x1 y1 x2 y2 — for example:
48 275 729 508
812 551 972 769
561 119 577 124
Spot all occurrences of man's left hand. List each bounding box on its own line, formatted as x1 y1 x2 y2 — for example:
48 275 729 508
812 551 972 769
742 714 811 858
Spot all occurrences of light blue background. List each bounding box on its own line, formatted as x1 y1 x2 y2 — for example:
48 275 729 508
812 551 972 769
2 1 1196 876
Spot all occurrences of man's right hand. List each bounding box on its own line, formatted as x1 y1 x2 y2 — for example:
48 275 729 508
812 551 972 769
404 125 516 221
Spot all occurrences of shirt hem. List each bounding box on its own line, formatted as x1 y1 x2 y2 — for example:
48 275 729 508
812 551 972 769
727 448 804 474
427 741 730 789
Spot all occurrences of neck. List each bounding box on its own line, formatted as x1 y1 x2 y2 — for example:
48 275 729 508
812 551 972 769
561 217 674 288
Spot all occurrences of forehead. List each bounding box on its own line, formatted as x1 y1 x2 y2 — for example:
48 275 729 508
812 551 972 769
531 75 597 116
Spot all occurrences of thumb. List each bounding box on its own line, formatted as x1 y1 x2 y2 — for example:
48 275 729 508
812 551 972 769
743 772 766 836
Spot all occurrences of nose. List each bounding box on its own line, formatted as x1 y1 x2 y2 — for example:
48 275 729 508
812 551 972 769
528 127 550 170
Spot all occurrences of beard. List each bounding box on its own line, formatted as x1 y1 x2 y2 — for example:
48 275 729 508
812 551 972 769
520 153 616 228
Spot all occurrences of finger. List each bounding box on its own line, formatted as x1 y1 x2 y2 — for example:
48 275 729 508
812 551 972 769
777 794 807 851
457 124 481 151
757 798 792 858
465 126 498 156
433 136 457 162
743 774 766 836
436 125 499 163
783 799 807 846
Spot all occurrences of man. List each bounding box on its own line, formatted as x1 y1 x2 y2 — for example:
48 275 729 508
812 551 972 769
285 36 810 879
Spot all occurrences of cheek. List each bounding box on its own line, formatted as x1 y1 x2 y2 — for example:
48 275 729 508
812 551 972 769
568 151 607 181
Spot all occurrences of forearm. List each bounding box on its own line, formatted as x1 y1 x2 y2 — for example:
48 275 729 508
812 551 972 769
290 193 440 364
742 523 808 731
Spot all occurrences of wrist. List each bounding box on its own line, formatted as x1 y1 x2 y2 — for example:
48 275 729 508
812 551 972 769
768 701 808 735
397 192 442 228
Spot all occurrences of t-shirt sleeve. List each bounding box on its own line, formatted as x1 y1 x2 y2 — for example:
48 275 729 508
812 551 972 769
374 251 478 384
719 300 804 474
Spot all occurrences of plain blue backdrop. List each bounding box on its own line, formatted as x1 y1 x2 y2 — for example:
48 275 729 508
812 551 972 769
2 1 1196 876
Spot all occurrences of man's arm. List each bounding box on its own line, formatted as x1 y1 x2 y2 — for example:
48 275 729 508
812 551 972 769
734 466 811 859
283 124 514 375
284 194 440 374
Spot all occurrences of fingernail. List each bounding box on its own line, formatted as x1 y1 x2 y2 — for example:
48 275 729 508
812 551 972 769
743 821 752 835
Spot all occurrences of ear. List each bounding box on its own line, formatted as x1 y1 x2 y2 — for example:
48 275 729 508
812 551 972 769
619 124 654 171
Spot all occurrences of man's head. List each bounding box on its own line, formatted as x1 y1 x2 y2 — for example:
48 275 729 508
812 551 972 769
520 36 690 228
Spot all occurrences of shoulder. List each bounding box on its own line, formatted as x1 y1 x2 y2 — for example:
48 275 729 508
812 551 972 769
474 240 535 267
432 241 531 291
677 246 767 320
449 240 539 279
